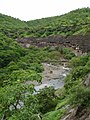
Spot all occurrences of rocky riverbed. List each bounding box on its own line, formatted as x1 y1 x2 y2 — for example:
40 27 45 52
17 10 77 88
26 63 70 91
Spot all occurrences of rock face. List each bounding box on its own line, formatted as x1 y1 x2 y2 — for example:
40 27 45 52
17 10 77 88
17 34 90 53
61 107 90 120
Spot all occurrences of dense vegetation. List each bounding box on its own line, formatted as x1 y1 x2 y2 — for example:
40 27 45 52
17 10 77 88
42 53 90 120
0 7 90 120
1 8 90 39
0 13 28 39
0 33 75 119
26 7 90 37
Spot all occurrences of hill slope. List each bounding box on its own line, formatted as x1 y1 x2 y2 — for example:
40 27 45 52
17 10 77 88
0 7 90 120
0 13 28 39
1 8 90 39
26 7 90 37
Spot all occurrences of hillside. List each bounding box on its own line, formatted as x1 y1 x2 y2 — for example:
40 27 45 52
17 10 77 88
1 8 90 39
0 13 27 28
0 13 28 39
0 8 90 120
18 8 90 53
1 10 90 53
26 7 90 37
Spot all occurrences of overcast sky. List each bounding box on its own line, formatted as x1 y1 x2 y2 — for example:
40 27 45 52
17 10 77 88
0 0 90 21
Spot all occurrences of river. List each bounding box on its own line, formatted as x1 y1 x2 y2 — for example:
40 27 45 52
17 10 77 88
10 63 70 110
26 63 70 91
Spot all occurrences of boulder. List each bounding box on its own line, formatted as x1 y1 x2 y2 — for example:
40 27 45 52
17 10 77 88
84 73 90 86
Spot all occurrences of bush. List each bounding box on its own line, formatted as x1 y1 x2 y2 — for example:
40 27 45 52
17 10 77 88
36 87 57 114
70 55 89 67
69 87 90 107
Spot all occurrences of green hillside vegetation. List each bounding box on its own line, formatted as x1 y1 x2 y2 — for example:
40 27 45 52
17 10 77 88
43 54 90 120
0 32 75 119
0 13 28 39
26 7 90 37
1 8 90 39
0 13 27 28
0 7 90 120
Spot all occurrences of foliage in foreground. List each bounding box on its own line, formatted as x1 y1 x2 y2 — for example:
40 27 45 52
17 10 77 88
0 31 75 119
0 32 90 119
43 54 90 120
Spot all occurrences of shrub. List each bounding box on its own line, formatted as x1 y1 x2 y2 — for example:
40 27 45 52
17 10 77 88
69 87 90 107
36 87 57 114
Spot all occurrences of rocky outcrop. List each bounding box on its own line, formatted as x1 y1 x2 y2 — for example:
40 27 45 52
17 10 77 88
84 73 90 87
17 34 90 53
61 107 90 120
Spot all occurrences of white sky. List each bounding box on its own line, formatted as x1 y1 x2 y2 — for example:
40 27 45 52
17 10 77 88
0 0 90 21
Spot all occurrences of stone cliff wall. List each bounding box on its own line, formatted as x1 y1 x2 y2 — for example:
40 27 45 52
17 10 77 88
17 34 90 53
